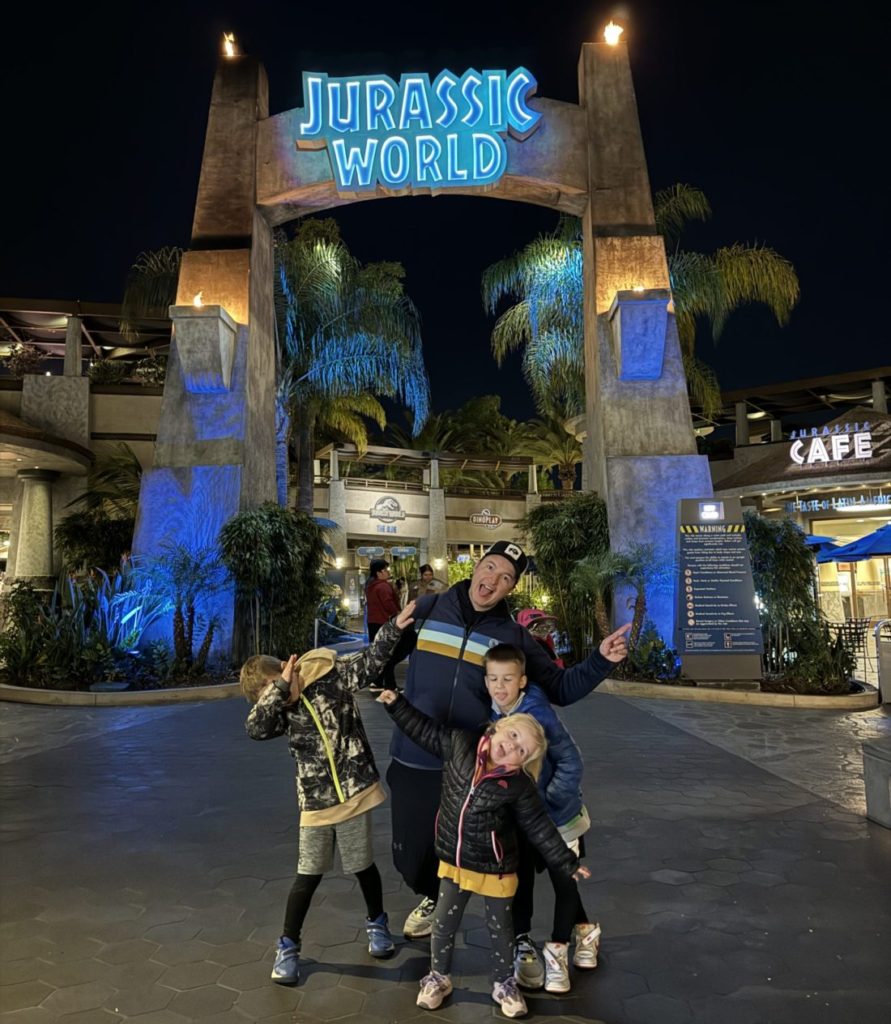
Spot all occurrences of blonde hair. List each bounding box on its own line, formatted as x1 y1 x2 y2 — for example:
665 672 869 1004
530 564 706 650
489 713 547 781
239 654 284 703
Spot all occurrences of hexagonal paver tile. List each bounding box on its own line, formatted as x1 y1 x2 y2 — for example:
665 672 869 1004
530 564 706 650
42 980 118 1014
158 959 224 990
2 980 55 1012
103 984 175 1016
166 983 237 1018
216 960 271 991
233 983 303 1018
205 939 267 967
300 983 366 1018
97 938 160 965
151 939 215 965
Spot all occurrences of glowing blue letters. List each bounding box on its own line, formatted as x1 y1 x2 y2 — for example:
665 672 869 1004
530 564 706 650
297 68 541 192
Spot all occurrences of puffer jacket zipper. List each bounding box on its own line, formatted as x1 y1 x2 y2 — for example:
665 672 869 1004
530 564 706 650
300 693 345 803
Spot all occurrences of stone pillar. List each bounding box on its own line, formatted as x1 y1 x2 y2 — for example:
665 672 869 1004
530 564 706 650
327 479 348 562
873 380 888 414
132 52 277 660
330 448 340 480
429 458 440 490
735 402 750 446
427 487 447 566
64 316 83 377
527 465 539 494
12 470 58 585
770 418 783 442
577 40 713 642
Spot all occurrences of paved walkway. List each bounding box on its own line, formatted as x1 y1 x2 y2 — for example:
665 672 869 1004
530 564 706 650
1 682 889 1023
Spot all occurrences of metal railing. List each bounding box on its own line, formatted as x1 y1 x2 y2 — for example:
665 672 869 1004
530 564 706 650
874 619 891 704
313 617 367 649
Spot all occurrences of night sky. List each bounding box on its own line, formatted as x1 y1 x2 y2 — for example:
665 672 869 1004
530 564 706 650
2 2 886 422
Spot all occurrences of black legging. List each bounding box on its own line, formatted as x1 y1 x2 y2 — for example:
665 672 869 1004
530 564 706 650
512 831 588 943
367 622 397 689
283 864 384 943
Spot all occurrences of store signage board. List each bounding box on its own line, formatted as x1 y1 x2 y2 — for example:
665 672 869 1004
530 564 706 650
297 68 541 192
788 421 872 466
676 498 763 681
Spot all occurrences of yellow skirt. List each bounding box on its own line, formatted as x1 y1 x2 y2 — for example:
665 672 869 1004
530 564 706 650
438 860 517 898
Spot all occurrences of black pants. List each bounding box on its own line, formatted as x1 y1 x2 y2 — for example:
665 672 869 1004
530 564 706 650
512 830 588 943
386 759 442 900
367 622 397 689
431 876 514 984
282 864 383 944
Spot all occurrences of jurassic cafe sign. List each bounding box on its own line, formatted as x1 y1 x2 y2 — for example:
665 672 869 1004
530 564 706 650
297 68 541 191
788 422 873 466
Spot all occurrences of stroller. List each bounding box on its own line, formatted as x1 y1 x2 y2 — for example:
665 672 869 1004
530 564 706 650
516 608 565 668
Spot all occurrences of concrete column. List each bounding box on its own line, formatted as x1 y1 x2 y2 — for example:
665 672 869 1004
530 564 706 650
13 470 58 583
735 402 750 447
427 488 447 565
770 419 783 442
330 448 340 480
527 465 539 494
327 480 348 561
873 380 888 414
525 493 542 516
429 458 440 490
576 39 713 642
64 316 83 377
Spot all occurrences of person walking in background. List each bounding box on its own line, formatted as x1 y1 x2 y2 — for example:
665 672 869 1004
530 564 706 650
485 643 600 994
377 685 590 1017
408 563 448 602
238 604 416 985
384 540 630 943
365 558 401 691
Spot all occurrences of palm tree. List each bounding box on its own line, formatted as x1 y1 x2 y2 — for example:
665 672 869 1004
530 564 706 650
276 219 431 511
482 187 800 420
522 416 583 491
119 246 184 342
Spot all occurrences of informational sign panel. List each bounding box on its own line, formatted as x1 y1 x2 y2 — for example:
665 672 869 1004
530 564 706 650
676 498 763 681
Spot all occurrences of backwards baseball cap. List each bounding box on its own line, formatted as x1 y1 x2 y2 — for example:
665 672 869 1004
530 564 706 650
482 541 528 579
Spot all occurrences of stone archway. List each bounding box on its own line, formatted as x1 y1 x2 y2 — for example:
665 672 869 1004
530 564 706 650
133 39 713 653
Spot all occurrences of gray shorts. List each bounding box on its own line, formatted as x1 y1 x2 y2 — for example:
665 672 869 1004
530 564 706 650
297 811 374 875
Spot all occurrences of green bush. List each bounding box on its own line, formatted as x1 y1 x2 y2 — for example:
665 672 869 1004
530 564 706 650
88 359 131 384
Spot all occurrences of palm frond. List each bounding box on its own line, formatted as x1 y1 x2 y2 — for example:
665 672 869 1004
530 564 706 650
654 184 711 246
119 246 184 342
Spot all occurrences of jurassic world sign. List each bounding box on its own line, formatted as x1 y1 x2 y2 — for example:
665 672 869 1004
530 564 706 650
297 68 541 192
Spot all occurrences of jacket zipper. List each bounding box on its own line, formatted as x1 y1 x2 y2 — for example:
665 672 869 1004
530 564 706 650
300 694 345 803
446 625 471 722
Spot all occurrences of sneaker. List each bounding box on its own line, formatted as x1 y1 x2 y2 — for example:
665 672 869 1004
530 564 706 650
513 934 544 990
572 921 602 969
366 911 395 958
492 975 528 1018
403 896 437 939
417 970 453 1010
270 936 299 985
543 941 570 993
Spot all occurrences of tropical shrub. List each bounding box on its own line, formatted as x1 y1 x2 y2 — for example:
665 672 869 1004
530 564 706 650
521 492 610 663
219 503 327 658
744 510 853 693
132 354 167 386
1 342 47 377
88 359 131 385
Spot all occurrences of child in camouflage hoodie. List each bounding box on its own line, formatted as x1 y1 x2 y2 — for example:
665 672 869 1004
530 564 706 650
240 602 415 985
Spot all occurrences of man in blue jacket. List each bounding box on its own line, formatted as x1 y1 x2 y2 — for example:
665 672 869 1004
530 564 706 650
387 540 630 940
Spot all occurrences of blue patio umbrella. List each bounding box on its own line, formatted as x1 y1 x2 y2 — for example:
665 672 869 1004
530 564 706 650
824 523 891 562
803 533 838 546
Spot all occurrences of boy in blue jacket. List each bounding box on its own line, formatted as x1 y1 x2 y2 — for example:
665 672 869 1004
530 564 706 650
485 643 601 995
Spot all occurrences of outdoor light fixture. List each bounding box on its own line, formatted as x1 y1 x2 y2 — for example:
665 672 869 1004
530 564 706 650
222 33 238 58
193 292 203 308
433 558 445 570
169 303 237 393
603 21 624 45
335 556 345 568
699 501 724 521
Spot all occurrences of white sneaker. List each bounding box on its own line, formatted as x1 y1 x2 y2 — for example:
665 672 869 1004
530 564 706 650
492 975 528 1017
543 941 570 993
417 970 452 1010
572 921 601 969
513 934 544 989
403 896 437 939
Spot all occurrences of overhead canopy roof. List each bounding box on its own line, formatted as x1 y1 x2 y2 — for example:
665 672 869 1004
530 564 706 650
697 367 891 431
0 298 171 362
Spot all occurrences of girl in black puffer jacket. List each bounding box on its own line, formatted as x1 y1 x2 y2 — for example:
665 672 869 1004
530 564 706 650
379 690 590 1019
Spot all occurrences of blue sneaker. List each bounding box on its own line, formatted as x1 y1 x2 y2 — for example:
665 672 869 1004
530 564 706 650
270 936 299 984
365 912 395 958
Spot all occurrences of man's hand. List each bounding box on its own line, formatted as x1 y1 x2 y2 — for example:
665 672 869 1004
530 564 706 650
376 689 399 705
395 600 416 631
599 622 631 663
280 654 304 703
572 864 591 882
